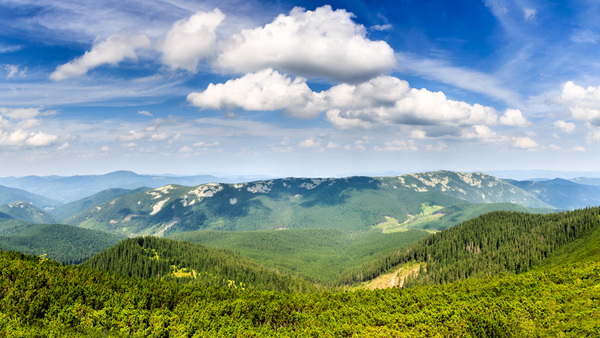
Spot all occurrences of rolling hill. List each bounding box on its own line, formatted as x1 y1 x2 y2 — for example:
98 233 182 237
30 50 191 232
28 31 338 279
0 219 125 264
0 201 58 224
82 236 316 292
341 206 600 287
2 206 600 336
0 185 60 210
381 170 554 208
65 171 553 237
49 187 149 221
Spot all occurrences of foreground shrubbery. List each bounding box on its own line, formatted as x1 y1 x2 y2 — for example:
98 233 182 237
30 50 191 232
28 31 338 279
1 248 599 337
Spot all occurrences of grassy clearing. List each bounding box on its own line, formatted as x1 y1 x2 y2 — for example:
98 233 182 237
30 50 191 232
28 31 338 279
374 203 444 233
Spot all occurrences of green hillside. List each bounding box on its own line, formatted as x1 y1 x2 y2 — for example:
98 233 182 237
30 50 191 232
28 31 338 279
50 187 149 221
417 202 555 230
0 201 58 224
170 228 431 284
1 246 599 336
339 207 600 287
0 220 125 264
83 237 316 293
65 172 552 237
538 221 600 268
0 185 60 210
379 171 554 208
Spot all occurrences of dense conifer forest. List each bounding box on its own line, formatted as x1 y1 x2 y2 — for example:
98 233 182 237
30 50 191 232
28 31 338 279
83 237 316 292
336 207 600 286
0 220 125 264
2 207 600 336
1 248 599 336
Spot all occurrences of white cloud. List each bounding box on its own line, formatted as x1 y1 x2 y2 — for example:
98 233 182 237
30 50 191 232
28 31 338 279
0 130 57 147
298 137 320 148
525 131 537 138
101 146 110 152
57 142 69 150
150 133 171 141
499 109 530 127
554 120 576 133
572 146 586 152
215 5 395 83
374 140 417 151
0 44 22 53
193 141 220 147
138 110 153 116
118 130 146 142
17 119 41 130
571 30 599 44
523 8 536 21
189 72 523 135
551 81 600 125
50 31 151 81
549 144 561 150
325 84 499 130
512 136 538 149
371 24 392 31
0 107 49 120
271 146 292 152
462 125 500 140
280 137 290 146
326 142 340 149
585 123 600 143
426 141 450 152
354 140 367 151
178 146 193 153
157 9 224 73
410 129 426 139
3 64 27 79
187 69 323 118
191 71 510 130
125 142 137 148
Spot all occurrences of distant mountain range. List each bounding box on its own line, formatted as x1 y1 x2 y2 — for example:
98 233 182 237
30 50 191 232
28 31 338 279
507 178 600 210
0 201 58 224
62 171 554 237
0 185 60 210
0 171 267 203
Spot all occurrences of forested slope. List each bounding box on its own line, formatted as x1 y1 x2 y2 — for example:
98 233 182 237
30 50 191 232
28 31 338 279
338 207 600 286
1 248 599 337
0 220 125 264
82 237 316 293
0 201 58 224
50 187 148 221
170 228 430 284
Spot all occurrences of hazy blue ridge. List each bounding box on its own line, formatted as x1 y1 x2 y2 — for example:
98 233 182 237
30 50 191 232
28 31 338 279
0 201 58 224
0 185 61 210
49 187 150 221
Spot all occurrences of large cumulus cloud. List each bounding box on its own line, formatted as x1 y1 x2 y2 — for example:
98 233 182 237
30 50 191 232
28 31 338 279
214 6 396 83
188 69 530 132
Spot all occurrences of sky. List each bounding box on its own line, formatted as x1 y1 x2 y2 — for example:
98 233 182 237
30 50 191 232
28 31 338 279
1 0 600 178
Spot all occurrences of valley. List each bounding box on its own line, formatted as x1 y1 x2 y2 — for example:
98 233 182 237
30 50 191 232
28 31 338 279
1 170 600 336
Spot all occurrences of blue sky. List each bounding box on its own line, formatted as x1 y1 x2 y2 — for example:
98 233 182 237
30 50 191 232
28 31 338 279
1 0 600 177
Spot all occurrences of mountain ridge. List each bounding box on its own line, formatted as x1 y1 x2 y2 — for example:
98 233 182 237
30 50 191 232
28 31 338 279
65 171 553 237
